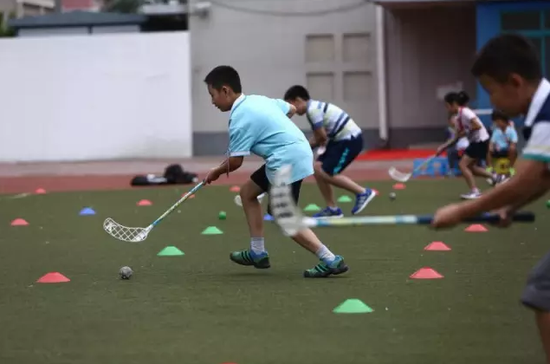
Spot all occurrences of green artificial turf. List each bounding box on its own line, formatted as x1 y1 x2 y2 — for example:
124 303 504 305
0 180 547 364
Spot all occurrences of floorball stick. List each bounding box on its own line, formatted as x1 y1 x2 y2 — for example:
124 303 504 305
270 165 534 236
388 150 447 183
103 181 204 242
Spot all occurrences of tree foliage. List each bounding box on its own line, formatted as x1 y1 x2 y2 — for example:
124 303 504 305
0 12 16 38
103 0 143 14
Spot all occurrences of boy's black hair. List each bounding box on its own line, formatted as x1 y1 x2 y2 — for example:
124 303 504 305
471 33 542 83
284 85 310 101
444 91 470 106
491 109 510 121
204 65 242 93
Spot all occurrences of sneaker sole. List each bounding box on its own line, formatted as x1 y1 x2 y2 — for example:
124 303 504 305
303 264 349 278
352 191 377 215
229 253 271 269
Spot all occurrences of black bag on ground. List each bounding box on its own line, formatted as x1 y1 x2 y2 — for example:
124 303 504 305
163 164 198 184
130 164 198 187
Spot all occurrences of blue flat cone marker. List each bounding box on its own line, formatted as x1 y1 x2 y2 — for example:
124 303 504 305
264 213 274 221
337 195 353 203
202 226 223 235
157 246 184 256
333 299 373 314
79 207 96 216
304 204 321 212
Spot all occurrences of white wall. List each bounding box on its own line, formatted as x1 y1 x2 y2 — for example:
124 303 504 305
0 32 192 162
189 0 379 155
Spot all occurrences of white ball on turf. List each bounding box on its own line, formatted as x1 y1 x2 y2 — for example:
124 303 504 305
389 192 396 200
119 266 133 280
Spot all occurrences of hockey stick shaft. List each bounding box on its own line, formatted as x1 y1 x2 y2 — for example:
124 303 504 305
150 181 204 227
304 211 535 228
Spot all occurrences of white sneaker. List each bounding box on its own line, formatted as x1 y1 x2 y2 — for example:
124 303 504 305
460 191 482 200
234 193 266 207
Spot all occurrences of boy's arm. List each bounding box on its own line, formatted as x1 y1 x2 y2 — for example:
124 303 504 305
306 107 327 148
433 121 550 227
486 141 494 167
459 158 547 215
309 127 328 149
274 99 296 118
508 128 518 151
287 104 297 118
213 156 244 176
206 124 252 183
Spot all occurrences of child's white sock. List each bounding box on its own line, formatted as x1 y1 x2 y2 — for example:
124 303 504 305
315 244 336 262
250 237 265 255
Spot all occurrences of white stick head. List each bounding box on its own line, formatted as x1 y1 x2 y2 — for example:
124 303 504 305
270 165 307 236
103 218 151 242
388 167 412 182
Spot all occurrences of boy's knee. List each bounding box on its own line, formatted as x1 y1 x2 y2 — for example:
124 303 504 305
240 183 258 201
314 162 327 176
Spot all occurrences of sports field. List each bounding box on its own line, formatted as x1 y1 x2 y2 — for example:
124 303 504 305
0 178 547 364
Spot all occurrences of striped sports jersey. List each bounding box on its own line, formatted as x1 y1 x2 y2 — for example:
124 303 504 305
305 100 362 141
523 78 550 164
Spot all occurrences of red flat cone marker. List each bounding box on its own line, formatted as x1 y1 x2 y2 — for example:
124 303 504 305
465 224 487 232
229 186 240 193
37 272 70 283
393 183 406 190
137 199 152 206
10 218 29 226
35 188 46 194
424 241 451 251
410 267 443 279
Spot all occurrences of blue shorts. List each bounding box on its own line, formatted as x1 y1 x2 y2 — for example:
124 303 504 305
317 135 363 176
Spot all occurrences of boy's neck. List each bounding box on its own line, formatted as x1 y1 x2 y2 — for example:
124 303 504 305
229 92 243 109
524 79 544 114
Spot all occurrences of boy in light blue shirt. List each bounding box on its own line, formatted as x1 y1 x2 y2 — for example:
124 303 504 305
203 65 348 278
487 110 518 176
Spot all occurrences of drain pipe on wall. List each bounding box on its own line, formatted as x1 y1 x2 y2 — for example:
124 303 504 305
375 4 388 144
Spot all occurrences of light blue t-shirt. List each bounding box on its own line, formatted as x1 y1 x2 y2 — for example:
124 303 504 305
227 94 314 184
491 126 518 151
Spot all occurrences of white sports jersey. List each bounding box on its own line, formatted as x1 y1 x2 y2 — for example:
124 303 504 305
453 107 489 143
448 126 469 150
305 100 362 141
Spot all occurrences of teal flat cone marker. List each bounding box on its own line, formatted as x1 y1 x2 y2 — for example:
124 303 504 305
202 226 223 235
333 299 374 314
79 207 96 215
303 204 321 212
337 195 353 203
157 246 185 256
